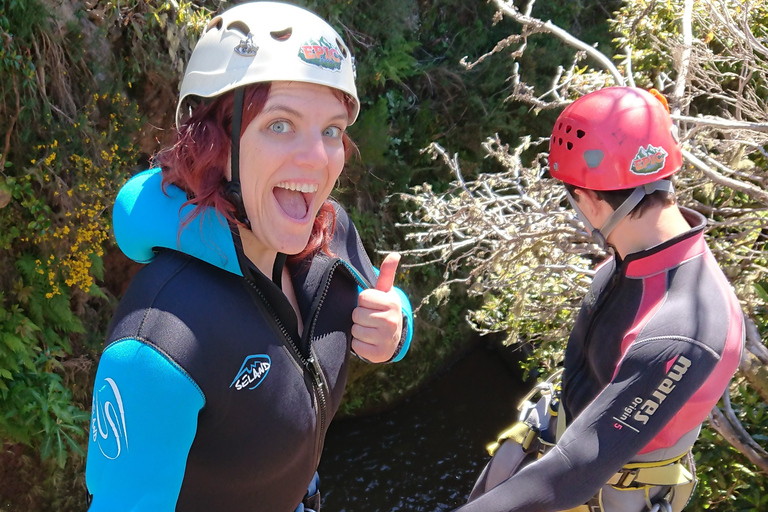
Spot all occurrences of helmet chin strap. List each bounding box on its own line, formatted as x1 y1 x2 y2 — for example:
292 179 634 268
228 86 287 288
566 180 674 251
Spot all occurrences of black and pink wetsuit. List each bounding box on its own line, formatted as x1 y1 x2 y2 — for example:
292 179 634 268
455 207 744 512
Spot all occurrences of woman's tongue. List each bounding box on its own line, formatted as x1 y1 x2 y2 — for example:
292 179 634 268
273 187 308 220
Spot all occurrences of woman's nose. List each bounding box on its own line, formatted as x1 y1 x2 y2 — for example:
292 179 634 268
294 132 329 169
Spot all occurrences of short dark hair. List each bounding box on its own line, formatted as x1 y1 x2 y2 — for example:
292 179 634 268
563 183 676 219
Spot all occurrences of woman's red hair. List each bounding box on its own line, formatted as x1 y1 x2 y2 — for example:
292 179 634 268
154 83 357 264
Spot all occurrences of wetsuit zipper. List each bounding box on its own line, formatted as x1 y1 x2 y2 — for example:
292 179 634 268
245 258 370 470
245 278 327 481
303 258 370 467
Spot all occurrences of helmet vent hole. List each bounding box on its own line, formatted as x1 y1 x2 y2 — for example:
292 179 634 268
576 129 586 139
336 38 348 58
271 28 293 41
205 16 223 33
567 142 573 150
558 138 563 145
558 123 563 130
565 125 572 133
227 21 251 38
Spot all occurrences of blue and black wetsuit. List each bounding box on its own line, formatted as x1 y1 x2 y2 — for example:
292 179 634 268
456 208 744 512
85 168 413 512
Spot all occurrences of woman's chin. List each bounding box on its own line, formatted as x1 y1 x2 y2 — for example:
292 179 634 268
274 231 314 256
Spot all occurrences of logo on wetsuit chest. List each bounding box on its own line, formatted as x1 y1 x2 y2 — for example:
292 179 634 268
613 355 692 431
230 354 272 391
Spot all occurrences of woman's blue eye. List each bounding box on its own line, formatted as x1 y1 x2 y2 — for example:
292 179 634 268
270 121 290 133
323 126 342 138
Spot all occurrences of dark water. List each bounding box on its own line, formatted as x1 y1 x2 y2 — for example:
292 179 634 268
318 345 526 512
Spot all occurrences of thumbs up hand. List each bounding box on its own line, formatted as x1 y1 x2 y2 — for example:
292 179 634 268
351 252 404 363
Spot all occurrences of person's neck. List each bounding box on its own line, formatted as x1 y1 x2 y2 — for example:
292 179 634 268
238 226 278 278
607 204 691 259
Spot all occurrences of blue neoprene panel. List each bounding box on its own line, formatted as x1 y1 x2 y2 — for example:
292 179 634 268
392 285 413 362
86 339 205 511
113 168 242 275
363 265 413 363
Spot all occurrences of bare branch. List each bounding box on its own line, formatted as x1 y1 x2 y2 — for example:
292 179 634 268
670 0 694 115
708 392 768 473
491 0 624 86
682 148 768 204
672 114 768 133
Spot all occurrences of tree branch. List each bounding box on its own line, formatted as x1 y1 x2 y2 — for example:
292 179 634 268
682 148 768 204
492 0 625 86
708 390 768 474
670 0 694 115
671 114 768 133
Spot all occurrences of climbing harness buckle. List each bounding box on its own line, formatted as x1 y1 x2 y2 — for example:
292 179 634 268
517 368 563 422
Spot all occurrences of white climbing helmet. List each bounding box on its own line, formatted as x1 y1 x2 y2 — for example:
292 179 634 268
176 1 359 127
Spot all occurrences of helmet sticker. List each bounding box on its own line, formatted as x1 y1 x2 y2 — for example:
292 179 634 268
630 144 668 175
298 36 342 71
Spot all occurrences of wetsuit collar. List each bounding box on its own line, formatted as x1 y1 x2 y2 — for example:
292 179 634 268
621 207 708 278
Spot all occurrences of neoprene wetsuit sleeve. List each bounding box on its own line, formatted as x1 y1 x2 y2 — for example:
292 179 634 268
452 337 721 512
333 203 413 362
86 338 205 511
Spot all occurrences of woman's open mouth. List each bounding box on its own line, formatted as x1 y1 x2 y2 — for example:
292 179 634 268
273 181 318 220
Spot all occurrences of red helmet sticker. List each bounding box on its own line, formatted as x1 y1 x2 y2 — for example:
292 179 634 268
630 144 668 175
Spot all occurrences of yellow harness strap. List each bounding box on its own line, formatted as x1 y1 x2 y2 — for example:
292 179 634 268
608 454 694 488
486 422 540 455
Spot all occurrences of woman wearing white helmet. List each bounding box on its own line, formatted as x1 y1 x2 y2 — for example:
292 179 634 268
84 3 413 511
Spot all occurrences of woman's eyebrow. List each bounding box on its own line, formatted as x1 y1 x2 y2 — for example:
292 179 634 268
262 105 304 118
261 104 349 123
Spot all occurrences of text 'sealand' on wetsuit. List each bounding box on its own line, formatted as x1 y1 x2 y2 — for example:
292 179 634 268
456 207 744 512
85 168 413 512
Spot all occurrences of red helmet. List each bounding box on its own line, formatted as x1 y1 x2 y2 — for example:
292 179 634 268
549 87 682 191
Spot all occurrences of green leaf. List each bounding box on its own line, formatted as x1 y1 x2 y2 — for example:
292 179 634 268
754 282 768 303
89 252 105 281
55 429 66 468
88 283 108 300
3 332 27 353
40 432 52 460
64 430 86 457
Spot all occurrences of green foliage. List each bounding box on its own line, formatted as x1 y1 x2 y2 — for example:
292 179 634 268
0 255 89 469
0 0 141 486
691 384 768 511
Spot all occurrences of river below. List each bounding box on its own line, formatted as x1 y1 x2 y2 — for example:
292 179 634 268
318 344 527 511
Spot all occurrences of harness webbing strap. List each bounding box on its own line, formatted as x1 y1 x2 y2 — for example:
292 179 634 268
608 455 694 488
487 422 541 455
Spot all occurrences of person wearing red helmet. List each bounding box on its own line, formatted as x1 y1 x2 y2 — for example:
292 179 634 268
454 87 744 512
